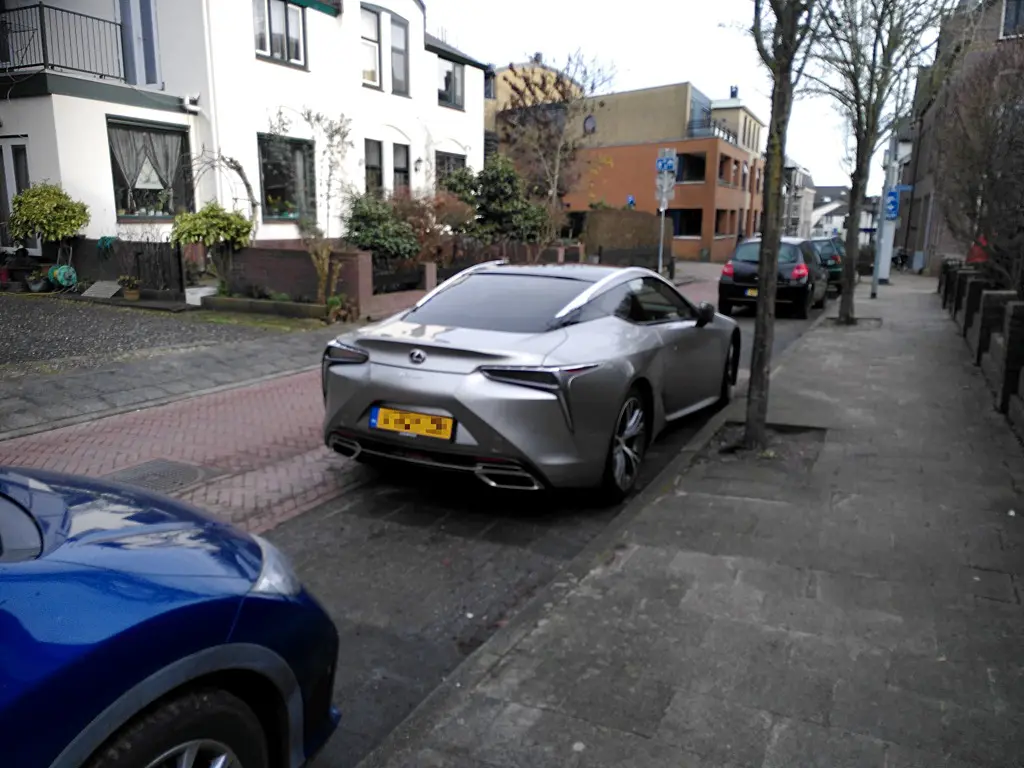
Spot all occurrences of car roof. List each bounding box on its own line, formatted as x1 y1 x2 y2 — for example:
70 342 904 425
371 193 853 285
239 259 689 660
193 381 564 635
740 236 808 246
483 263 623 283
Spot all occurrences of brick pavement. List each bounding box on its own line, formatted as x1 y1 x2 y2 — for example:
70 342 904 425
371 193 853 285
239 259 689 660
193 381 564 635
0 325 344 438
0 369 364 532
360 277 1024 768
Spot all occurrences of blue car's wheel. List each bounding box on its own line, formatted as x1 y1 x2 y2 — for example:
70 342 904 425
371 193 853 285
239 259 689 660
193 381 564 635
86 690 269 768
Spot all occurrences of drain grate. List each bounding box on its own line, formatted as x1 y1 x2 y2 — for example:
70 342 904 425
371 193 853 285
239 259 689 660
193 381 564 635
104 459 219 494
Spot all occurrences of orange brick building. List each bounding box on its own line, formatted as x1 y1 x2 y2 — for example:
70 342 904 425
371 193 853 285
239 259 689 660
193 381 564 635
561 83 766 263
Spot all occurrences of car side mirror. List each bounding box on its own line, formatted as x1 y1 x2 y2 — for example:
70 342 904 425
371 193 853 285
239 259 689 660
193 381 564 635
696 302 716 327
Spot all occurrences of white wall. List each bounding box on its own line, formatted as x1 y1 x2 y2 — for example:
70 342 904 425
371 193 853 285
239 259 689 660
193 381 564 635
0 97 61 188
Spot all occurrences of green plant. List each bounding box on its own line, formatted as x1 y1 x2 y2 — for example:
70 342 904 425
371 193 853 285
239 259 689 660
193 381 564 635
439 166 479 207
170 202 253 292
9 183 90 243
270 291 291 302
474 155 548 243
117 274 139 289
345 193 420 262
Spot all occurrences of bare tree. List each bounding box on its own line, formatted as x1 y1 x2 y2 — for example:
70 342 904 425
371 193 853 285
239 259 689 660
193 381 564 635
497 51 611 239
934 40 1024 297
745 0 821 449
810 0 954 323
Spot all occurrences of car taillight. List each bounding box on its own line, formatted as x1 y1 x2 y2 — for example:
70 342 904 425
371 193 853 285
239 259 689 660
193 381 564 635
791 263 809 281
722 261 734 278
832 254 842 265
480 365 599 432
324 341 369 364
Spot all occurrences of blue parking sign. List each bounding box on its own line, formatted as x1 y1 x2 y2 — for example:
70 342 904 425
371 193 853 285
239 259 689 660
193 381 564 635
885 190 900 220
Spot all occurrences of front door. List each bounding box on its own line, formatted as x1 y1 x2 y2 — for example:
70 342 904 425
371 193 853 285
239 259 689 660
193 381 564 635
0 137 37 254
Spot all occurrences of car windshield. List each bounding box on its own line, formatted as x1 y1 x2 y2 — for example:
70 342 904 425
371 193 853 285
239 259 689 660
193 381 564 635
813 240 838 257
733 242 800 264
403 273 590 333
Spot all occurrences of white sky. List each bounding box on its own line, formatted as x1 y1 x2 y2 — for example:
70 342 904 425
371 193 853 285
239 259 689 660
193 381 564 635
428 0 882 194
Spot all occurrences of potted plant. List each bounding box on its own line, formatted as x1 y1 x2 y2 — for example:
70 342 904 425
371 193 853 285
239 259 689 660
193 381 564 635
170 202 254 295
26 268 50 293
8 183 90 268
118 274 140 301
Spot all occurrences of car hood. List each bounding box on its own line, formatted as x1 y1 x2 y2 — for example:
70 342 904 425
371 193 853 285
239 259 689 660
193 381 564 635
0 467 263 581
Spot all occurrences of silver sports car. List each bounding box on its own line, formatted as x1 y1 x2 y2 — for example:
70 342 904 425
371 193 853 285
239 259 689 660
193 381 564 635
323 262 740 500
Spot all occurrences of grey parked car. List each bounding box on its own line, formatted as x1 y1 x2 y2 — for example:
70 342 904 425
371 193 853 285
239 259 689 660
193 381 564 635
323 263 740 500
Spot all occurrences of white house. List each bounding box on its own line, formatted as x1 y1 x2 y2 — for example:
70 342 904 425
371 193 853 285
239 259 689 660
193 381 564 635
0 0 487 249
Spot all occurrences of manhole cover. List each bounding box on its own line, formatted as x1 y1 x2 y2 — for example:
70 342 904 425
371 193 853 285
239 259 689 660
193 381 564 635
103 459 218 494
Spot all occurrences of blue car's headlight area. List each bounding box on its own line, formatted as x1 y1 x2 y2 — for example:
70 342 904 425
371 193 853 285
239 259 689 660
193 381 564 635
251 535 302 596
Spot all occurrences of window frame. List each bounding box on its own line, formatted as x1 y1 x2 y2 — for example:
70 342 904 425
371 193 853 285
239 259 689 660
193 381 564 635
107 118 195 223
365 138 384 195
624 278 698 325
253 0 307 69
434 151 466 185
438 58 465 109
361 6 381 89
1004 0 1024 38
393 143 410 192
256 133 316 223
390 15 409 96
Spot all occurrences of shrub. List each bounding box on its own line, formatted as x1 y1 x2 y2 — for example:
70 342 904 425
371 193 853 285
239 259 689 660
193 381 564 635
344 192 419 262
170 202 253 251
9 183 90 243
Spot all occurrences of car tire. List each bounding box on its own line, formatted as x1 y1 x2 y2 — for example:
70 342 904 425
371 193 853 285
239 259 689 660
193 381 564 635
795 287 812 319
600 386 649 504
719 298 732 316
85 689 269 768
813 285 827 309
716 340 736 408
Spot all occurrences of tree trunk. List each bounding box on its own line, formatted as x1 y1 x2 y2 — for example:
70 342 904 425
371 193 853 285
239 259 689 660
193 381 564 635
838 156 868 324
744 75 793 449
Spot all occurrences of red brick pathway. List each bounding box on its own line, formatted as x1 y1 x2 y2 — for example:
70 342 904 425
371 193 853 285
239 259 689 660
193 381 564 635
0 370 362 533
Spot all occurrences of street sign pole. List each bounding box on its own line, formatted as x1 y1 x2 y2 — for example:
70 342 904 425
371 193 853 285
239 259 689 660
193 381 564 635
873 133 901 299
655 148 676 276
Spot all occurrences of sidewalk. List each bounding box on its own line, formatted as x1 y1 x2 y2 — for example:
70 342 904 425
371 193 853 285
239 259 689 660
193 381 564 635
358 277 1024 768
0 325 342 438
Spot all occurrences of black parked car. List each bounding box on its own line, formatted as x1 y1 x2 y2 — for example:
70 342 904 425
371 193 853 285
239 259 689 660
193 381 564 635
718 237 829 319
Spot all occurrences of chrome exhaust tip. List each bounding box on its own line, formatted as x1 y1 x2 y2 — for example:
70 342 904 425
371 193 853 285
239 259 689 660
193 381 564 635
330 436 362 460
474 465 543 491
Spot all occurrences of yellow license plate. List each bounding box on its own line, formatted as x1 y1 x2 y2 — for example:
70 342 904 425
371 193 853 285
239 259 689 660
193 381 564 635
745 288 759 297
370 406 454 440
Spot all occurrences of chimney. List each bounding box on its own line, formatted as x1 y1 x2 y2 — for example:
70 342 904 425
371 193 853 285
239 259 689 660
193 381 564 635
730 85 739 99
533 52 543 64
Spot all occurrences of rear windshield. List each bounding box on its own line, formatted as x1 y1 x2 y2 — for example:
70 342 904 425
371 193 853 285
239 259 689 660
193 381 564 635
813 240 838 257
733 242 800 264
403 273 589 333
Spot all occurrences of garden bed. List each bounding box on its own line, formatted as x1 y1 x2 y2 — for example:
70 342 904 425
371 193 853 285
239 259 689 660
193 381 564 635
200 295 328 320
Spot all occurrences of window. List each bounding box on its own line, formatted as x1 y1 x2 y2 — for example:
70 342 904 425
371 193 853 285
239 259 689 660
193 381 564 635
108 121 194 219
626 278 696 323
715 209 729 235
742 162 750 191
361 7 380 86
676 152 706 183
438 59 465 108
391 18 409 95
394 143 410 191
0 139 34 250
667 209 702 237
365 139 383 194
257 134 315 220
1005 0 1024 37
485 70 496 100
253 0 305 66
121 0 161 85
403 273 590 333
734 242 800 264
435 151 466 183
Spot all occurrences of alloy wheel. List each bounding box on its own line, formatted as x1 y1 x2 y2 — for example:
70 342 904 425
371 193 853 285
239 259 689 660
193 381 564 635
612 396 647 490
143 740 242 768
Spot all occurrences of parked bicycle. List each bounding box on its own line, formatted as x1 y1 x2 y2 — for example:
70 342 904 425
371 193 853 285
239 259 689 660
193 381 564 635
892 248 909 273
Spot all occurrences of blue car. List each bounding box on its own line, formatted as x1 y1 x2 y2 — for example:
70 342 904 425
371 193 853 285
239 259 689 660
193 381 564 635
0 466 340 768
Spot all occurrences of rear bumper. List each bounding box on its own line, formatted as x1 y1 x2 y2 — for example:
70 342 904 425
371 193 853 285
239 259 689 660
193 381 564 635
718 281 810 304
322 362 608 489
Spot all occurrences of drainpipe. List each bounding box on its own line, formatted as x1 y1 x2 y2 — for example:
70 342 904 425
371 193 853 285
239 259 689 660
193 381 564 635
200 0 225 214
901 116 923 259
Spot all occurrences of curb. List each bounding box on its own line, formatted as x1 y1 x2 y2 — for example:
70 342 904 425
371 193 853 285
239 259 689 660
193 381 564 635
0 364 320 443
356 307 832 768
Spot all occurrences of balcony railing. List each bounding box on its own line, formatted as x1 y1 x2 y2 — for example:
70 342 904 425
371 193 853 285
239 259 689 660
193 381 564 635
687 118 738 146
0 4 124 81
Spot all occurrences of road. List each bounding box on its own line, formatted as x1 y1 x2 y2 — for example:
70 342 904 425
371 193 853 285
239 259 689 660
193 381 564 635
280 286 824 768
0 276 823 768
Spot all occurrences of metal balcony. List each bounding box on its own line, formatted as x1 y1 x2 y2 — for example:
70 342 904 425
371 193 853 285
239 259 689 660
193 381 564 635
0 4 124 81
